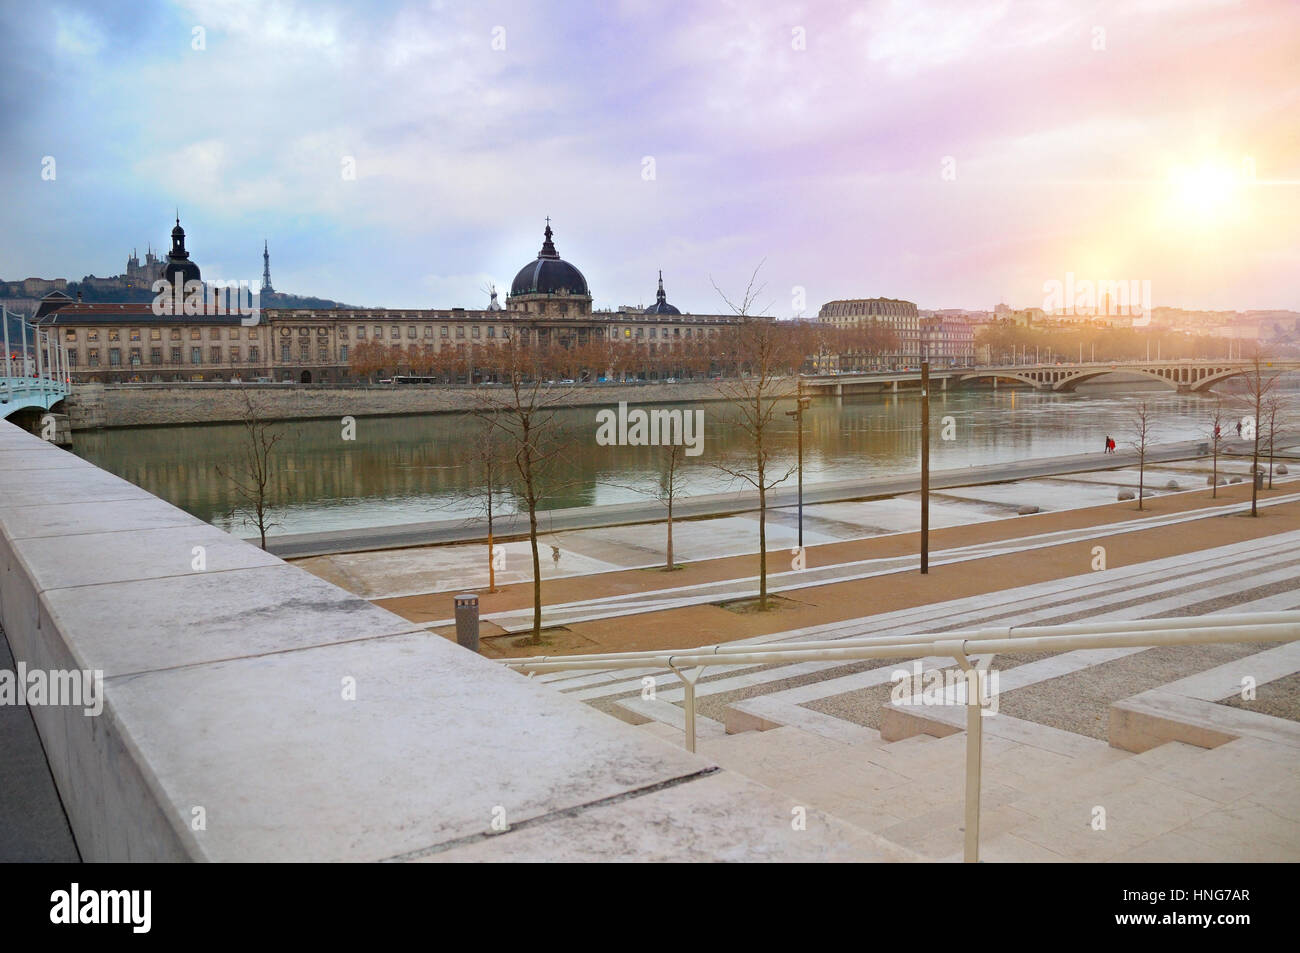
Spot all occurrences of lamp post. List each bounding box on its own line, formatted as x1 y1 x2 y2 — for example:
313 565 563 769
785 381 812 549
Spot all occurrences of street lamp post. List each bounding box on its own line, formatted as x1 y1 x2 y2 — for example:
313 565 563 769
785 381 812 549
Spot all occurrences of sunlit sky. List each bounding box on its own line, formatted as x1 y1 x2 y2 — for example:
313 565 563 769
2 0 1297 315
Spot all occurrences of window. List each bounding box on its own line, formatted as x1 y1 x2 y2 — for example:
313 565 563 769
190 329 201 340
230 328 240 340
231 347 240 364
649 328 657 339
318 347 328 362
109 348 122 366
64 329 76 342
339 326 349 339
67 349 77 366
440 326 449 338
150 348 161 365
87 330 98 342
280 345 290 363
248 328 258 339
249 346 259 362
423 326 433 338
635 328 643 338
210 328 221 340
170 329 181 340
191 347 202 364
339 345 348 362
210 347 222 363
456 326 465 339
299 345 309 362
88 349 100 367
109 329 121 342
170 348 181 364
129 348 141 366
356 326 366 338
150 328 162 341
472 326 481 339
624 328 631 338
373 326 382 338
406 326 417 339
501 327 509 339
130 329 141 342
487 326 496 339
390 326 400 339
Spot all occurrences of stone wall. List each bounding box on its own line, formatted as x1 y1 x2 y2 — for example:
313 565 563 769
68 380 734 430
0 419 908 861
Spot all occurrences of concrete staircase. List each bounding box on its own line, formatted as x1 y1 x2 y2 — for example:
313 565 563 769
638 719 1300 862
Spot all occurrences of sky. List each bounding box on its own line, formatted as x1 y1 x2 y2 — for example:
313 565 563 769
1 0 1297 316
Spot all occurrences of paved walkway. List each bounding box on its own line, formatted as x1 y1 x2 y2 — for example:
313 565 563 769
269 436 1266 557
0 623 80 862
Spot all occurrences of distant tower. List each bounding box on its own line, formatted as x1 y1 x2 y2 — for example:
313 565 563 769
261 240 275 294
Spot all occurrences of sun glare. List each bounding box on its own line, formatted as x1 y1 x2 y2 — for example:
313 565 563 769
1165 162 1243 224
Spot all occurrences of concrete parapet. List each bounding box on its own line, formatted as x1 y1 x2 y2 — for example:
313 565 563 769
0 420 903 861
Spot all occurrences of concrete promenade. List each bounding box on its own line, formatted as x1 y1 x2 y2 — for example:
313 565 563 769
0 418 913 861
268 436 1237 558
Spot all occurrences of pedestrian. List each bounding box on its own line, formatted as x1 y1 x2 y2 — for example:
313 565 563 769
1236 421 1242 437
1104 435 1110 454
551 544 561 568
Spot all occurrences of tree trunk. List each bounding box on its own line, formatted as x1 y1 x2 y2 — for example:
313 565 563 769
666 494 674 571
1251 398 1261 517
757 479 768 610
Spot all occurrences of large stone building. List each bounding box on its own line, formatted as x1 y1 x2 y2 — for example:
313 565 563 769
36 221 755 384
817 297 923 369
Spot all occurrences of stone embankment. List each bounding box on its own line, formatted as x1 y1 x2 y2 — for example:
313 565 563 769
65 380 734 430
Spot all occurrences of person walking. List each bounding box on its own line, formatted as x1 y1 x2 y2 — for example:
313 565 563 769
1236 421 1243 437
1104 435 1111 454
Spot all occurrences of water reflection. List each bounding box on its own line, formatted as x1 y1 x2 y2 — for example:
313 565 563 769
74 385 1219 536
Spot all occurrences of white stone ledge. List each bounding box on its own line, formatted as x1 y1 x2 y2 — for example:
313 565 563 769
1 420 897 861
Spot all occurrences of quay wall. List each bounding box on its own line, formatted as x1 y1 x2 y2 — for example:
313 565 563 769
0 420 909 861
65 380 734 430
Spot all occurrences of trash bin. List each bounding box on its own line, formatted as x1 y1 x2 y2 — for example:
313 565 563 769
1254 471 1265 490
454 593 480 652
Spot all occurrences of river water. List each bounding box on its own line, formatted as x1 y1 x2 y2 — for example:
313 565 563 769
69 380 1252 539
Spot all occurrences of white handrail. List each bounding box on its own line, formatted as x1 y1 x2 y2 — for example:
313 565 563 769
501 612 1300 862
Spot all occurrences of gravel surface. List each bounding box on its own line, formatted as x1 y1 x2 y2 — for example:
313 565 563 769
1220 671 1300 722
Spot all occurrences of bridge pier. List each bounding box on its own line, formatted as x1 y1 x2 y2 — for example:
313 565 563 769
892 380 898 394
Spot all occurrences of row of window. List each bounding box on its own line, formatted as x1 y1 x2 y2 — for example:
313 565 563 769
67 327 261 343
348 325 509 341
70 347 264 368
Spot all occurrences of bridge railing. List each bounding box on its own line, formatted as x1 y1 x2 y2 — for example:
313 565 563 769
2 306 70 407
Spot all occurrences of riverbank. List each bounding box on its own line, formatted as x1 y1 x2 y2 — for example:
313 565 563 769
65 379 742 429
270 435 1284 558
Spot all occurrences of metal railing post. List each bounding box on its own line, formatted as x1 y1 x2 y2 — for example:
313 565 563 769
953 649 985 863
670 664 706 753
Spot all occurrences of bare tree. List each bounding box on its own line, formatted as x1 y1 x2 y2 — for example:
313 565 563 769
467 414 511 592
710 264 802 609
1262 391 1290 490
1209 400 1226 499
1237 347 1282 516
1130 402 1153 512
217 388 283 548
658 443 687 571
471 337 576 643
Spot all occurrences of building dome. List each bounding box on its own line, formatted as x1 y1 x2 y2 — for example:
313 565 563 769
644 270 680 315
509 222 589 297
163 216 201 286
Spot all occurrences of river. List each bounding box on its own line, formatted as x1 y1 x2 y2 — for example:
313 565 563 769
73 382 1246 538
